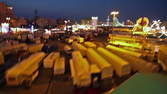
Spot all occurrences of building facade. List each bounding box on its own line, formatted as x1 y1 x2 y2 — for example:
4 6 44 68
0 2 14 23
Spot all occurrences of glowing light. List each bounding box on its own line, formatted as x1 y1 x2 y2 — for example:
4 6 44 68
136 17 149 27
31 25 34 33
71 24 94 32
143 27 152 33
45 29 51 35
1 23 9 33
78 25 86 29
111 11 119 15
159 26 166 35
151 20 166 33
10 27 37 33
151 20 161 30
132 17 150 35
64 27 67 31
109 41 142 49
6 17 10 21
8 7 13 10
64 20 68 24
67 26 72 28
91 17 98 20
51 28 60 31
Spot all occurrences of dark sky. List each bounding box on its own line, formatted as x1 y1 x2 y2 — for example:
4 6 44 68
2 0 167 21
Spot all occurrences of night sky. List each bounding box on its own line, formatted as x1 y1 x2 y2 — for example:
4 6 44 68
2 0 167 21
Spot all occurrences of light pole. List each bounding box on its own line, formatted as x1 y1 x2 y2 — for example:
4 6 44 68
110 11 119 19
6 17 10 32
108 11 119 35
106 16 110 26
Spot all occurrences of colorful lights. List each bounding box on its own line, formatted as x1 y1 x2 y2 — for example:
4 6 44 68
150 20 167 38
150 20 166 33
132 17 150 35
151 20 161 31
136 17 149 27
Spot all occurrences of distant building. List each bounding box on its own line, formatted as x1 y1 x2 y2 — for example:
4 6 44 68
80 18 91 25
91 17 98 26
10 17 28 27
0 2 14 23
162 21 167 28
